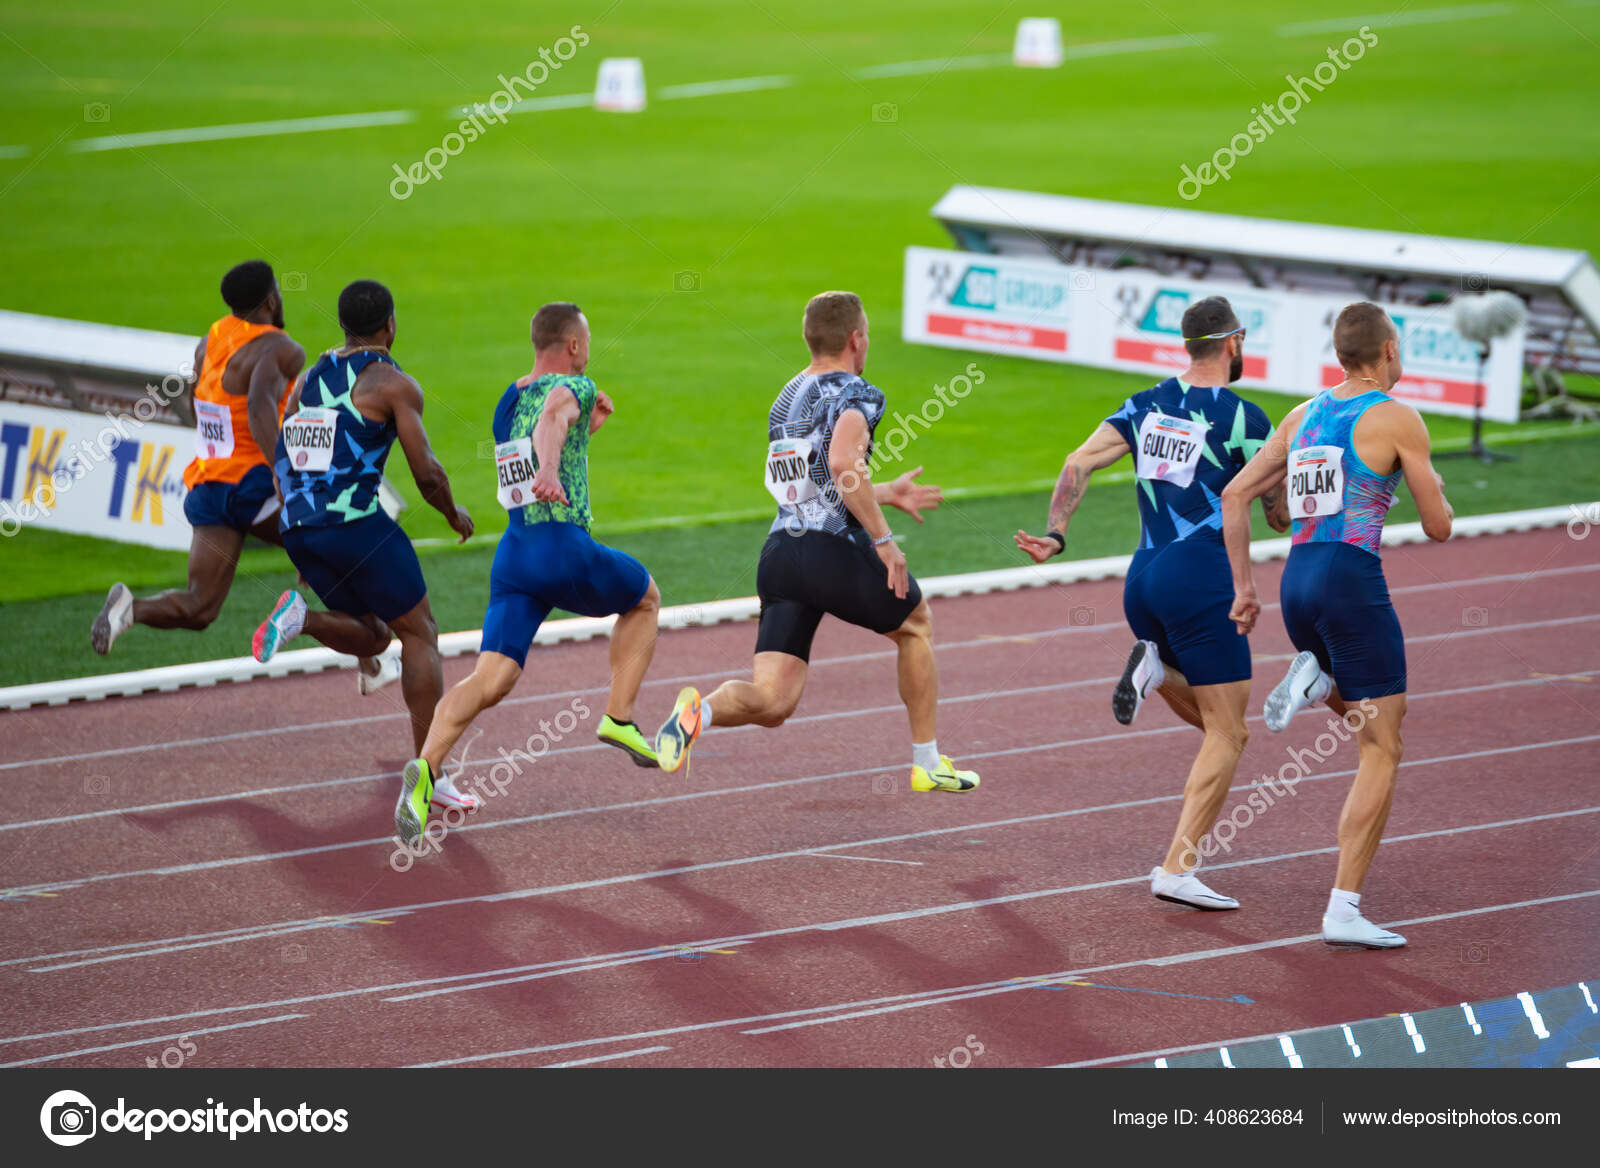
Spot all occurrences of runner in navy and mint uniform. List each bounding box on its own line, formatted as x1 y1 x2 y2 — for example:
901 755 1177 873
1224 301 1453 950
247 279 478 837
399 302 665 849
1017 296 1289 913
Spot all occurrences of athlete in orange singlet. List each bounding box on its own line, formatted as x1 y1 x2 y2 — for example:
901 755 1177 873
91 261 395 691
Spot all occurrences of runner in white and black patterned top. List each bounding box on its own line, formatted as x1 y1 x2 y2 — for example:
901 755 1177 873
653 291 981 793
766 369 887 538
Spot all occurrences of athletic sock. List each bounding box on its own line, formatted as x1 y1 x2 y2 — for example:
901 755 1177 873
701 700 714 729
1327 887 1361 923
912 740 941 773
1308 670 1334 703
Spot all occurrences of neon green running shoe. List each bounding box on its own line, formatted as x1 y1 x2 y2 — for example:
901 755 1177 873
396 758 434 848
596 715 660 768
654 687 702 775
910 755 980 793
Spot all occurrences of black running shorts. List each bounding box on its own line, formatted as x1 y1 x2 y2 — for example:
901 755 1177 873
754 528 923 661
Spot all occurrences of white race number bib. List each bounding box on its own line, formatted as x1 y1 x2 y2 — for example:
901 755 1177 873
281 407 338 473
194 399 235 461
1287 445 1345 518
764 438 819 506
1135 412 1209 489
495 437 538 509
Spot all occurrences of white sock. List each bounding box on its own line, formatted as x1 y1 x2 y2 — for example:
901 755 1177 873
1327 887 1361 922
1309 670 1334 703
701 700 714 729
912 740 940 773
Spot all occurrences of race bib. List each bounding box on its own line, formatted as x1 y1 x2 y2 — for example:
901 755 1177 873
281 407 338 473
764 438 819 506
194 399 235 461
1287 445 1345 518
1134 412 1209 489
495 437 537 509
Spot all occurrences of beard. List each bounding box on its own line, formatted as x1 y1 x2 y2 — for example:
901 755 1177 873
271 302 285 329
1228 350 1244 383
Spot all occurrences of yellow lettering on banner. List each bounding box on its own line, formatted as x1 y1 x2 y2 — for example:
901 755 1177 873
25 428 65 509
132 445 173 524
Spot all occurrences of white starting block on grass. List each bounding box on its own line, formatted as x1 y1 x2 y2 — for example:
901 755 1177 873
1013 19 1063 68
595 58 647 112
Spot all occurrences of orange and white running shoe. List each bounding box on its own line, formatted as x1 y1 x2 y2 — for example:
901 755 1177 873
654 687 703 774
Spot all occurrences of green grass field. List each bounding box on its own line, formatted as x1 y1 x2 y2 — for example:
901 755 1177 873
2 0 1598 684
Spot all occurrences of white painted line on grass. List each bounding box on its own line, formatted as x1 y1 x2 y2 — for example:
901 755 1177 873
1277 2 1517 37
658 75 793 99
68 110 416 153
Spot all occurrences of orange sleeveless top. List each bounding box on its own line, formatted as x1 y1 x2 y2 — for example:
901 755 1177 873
183 315 290 488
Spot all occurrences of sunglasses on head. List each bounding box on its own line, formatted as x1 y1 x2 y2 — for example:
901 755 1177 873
1182 325 1246 342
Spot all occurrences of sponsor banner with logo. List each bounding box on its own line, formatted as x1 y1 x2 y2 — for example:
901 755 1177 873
904 247 1525 422
0 400 192 550
903 246 1081 362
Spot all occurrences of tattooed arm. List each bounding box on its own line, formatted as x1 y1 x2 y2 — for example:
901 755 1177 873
1014 422 1131 563
1260 481 1291 532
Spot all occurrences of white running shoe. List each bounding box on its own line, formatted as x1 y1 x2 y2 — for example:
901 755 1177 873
1264 650 1331 732
1113 640 1165 726
1322 911 1406 949
1151 866 1240 910
253 589 306 663
358 652 402 696
91 582 134 656
429 771 482 815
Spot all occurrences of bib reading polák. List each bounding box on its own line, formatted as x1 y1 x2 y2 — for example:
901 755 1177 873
194 399 235 461
1287 445 1345 517
282 407 338 473
764 438 819 506
1134 412 1209 489
495 437 537 509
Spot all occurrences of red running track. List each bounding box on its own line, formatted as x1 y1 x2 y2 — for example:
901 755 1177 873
0 527 1597 1068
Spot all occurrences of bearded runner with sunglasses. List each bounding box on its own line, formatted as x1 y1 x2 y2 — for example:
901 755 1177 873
1017 296 1287 913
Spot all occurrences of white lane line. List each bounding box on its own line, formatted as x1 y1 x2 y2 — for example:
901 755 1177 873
741 884 1600 1038
7 662 1592 903
67 110 416 153
806 852 925 867
0 146 28 160
410 886 1600 1066
8 559 1592 775
540 1045 671 1068
506 92 594 113
7 792 1592 1043
0 619 1105 773
658 75 793 99
1276 2 1517 36
0 1013 305 1068
851 52 1011 79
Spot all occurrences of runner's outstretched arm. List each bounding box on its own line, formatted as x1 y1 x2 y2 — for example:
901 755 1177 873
1221 409 1301 635
873 465 944 523
1014 422 1128 563
385 370 473 543
530 384 580 505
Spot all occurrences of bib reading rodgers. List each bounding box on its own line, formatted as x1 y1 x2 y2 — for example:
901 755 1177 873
281 407 338 473
1134 412 1209 489
193 399 235 461
495 437 538 509
764 438 819 506
1288 445 1345 517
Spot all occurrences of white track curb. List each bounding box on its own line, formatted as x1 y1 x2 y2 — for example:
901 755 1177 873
2 504 1587 711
